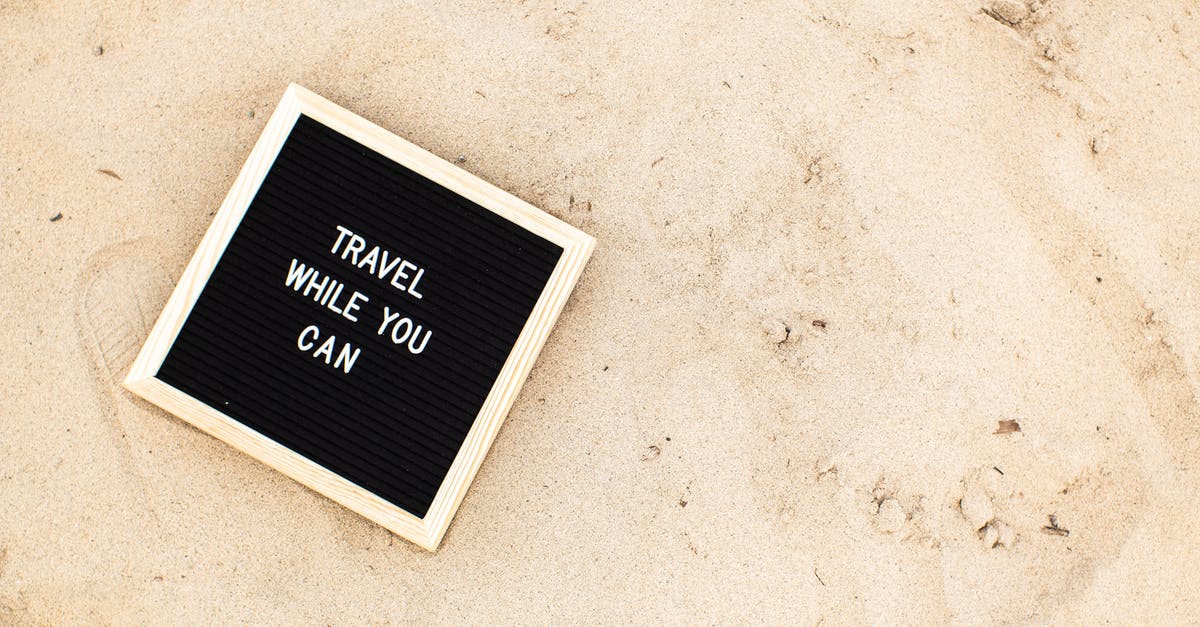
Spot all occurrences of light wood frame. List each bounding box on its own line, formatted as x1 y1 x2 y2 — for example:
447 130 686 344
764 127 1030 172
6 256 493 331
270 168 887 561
124 84 594 551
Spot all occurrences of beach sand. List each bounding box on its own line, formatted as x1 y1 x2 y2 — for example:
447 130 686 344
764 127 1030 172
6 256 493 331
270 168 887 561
3 0 1199 622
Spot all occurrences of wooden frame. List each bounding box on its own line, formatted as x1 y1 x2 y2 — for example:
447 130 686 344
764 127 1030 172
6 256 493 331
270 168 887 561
124 84 594 551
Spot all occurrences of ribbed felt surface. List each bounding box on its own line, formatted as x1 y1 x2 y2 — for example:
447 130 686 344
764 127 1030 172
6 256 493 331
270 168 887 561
157 114 563 518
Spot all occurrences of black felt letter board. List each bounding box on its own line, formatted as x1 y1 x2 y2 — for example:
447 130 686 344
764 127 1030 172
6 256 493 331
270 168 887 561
156 115 563 519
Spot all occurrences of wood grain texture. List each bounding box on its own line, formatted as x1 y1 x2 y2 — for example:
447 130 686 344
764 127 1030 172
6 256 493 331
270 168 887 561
124 84 594 551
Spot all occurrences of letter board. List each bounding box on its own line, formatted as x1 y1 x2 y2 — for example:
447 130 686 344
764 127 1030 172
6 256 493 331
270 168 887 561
125 84 594 551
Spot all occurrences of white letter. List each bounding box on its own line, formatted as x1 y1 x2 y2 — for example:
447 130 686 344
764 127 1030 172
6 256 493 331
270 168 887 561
376 250 402 280
320 279 339 306
302 272 330 300
377 306 401 336
391 260 416 292
330 225 354 255
314 336 336 364
335 344 361 374
357 246 380 275
390 318 413 344
342 291 369 322
325 283 344 313
407 327 431 354
297 325 319 351
284 258 314 291
407 267 425 299
343 235 366 264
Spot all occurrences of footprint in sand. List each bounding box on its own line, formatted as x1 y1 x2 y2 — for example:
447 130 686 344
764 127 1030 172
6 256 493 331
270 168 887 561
74 238 180 497
75 238 174 391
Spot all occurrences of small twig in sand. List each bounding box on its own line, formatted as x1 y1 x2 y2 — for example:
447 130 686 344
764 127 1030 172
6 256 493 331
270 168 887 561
1041 514 1070 537
813 567 825 586
97 169 123 181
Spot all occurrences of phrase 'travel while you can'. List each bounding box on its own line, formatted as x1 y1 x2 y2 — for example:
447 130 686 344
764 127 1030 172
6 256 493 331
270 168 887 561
282 225 433 374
